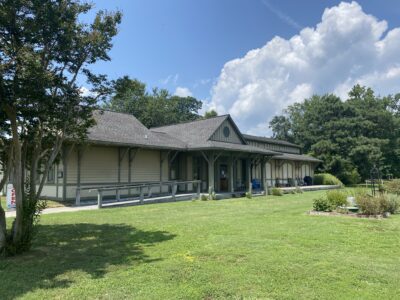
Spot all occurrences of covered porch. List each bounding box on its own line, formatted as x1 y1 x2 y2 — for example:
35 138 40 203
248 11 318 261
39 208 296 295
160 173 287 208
169 150 274 195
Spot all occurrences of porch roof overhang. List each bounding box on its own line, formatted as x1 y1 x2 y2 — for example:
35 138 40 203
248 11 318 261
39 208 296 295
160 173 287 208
187 141 281 156
273 152 322 163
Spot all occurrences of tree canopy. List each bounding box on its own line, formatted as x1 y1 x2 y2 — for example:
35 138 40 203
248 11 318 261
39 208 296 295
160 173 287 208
104 76 203 128
269 85 400 184
0 0 121 256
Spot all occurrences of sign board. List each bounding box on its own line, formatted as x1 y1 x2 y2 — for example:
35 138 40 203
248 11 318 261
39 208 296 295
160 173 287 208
6 184 16 210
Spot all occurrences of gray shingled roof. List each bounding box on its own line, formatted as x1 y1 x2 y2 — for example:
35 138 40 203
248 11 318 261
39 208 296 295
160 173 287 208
86 110 319 160
188 140 280 155
151 115 229 147
273 153 322 162
151 115 278 155
87 110 186 149
243 134 301 148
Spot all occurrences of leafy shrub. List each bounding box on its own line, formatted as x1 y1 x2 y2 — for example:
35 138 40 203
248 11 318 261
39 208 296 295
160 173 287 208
356 193 390 215
385 194 400 214
200 194 208 201
209 191 217 200
295 187 303 193
326 190 347 208
340 169 361 185
289 190 296 194
313 173 343 186
313 197 332 212
385 179 400 195
245 192 252 199
271 187 284 196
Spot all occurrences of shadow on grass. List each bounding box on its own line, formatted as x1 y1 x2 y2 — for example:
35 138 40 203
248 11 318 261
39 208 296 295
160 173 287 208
0 223 176 299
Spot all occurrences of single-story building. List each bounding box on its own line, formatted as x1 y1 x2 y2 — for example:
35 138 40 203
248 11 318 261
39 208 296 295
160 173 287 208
35 110 320 201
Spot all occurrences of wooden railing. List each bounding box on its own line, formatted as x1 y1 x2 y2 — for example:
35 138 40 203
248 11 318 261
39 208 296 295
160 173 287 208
75 180 202 208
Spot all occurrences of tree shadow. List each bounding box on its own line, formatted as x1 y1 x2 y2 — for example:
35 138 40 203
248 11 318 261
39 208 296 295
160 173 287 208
0 223 176 299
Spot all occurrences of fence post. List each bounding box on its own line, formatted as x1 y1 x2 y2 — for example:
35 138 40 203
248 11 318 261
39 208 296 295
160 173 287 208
75 188 81 206
197 181 201 199
140 186 144 204
172 182 177 201
97 190 103 209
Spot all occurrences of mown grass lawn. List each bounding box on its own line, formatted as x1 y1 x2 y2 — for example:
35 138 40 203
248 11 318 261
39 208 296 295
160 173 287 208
1 190 400 299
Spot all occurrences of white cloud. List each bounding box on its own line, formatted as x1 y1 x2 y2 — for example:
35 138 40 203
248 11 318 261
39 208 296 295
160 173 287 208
160 74 179 85
210 1 400 135
174 86 193 97
261 0 302 30
79 86 97 97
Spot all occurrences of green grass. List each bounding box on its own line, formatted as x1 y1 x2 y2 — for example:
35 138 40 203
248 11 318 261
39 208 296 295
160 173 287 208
0 196 71 210
1 190 400 299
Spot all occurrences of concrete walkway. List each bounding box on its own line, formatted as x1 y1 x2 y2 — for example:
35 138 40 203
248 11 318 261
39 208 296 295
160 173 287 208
5 205 98 218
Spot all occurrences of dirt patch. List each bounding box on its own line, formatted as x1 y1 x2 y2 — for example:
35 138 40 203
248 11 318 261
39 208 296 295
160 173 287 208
308 210 389 219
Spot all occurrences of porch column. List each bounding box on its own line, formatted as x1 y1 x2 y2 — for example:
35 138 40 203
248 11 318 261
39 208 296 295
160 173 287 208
261 157 265 193
229 155 234 193
208 152 215 193
246 158 252 193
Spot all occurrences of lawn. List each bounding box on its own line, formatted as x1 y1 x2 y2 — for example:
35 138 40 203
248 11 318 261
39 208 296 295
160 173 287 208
1 196 72 210
1 190 400 299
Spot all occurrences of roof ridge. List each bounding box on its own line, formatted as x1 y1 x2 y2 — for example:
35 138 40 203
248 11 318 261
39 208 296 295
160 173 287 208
150 114 229 130
243 134 300 147
94 108 143 118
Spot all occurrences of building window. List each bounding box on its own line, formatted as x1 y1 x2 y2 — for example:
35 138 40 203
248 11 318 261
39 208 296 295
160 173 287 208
47 165 55 183
223 126 230 138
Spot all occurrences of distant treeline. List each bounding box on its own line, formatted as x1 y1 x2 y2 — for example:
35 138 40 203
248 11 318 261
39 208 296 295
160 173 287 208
269 85 400 184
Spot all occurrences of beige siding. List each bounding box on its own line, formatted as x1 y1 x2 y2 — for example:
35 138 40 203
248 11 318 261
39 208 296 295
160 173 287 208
131 149 160 182
210 119 243 144
67 148 78 184
80 146 118 184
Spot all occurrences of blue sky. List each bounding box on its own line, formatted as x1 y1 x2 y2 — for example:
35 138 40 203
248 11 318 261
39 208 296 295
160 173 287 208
83 0 400 134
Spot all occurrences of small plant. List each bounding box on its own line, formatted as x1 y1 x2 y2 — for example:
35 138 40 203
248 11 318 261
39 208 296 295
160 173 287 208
208 191 217 200
295 187 303 193
313 197 332 212
290 190 296 194
385 179 400 195
313 173 343 186
356 193 384 215
385 194 400 214
200 194 208 201
245 192 252 199
326 190 347 208
271 187 284 196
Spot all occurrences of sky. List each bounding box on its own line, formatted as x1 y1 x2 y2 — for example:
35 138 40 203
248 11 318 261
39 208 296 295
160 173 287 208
82 0 400 135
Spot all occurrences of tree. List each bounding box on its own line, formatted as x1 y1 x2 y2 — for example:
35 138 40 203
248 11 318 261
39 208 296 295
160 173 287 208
0 0 121 256
204 110 218 119
105 76 203 128
269 85 400 183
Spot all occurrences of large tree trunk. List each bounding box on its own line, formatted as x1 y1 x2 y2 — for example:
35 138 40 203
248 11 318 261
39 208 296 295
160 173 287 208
0 140 14 256
4 106 24 248
0 207 6 256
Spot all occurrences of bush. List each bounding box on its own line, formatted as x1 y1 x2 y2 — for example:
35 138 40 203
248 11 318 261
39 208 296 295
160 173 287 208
386 194 400 214
356 194 381 215
200 194 208 201
339 169 361 185
313 197 332 212
313 173 343 186
271 187 284 196
326 190 347 208
385 179 400 195
355 193 392 215
245 192 252 199
295 187 303 194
